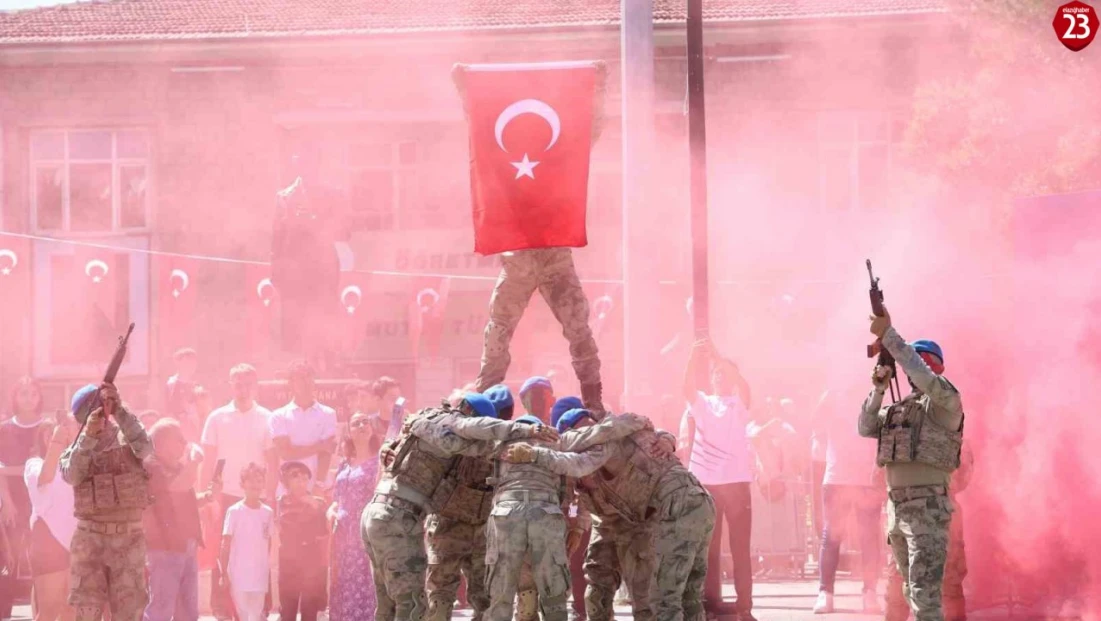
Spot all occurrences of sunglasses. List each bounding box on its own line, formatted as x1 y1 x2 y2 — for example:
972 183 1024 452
350 420 370 430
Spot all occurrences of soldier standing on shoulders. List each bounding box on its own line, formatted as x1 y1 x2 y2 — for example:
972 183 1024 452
364 393 556 621
424 385 516 621
860 307 965 621
61 383 153 621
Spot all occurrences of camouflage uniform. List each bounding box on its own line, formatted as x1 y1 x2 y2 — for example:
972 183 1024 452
364 406 540 621
559 416 714 621
886 441 973 621
60 406 153 621
859 328 965 621
425 455 495 621
480 434 612 621
475 248 603 410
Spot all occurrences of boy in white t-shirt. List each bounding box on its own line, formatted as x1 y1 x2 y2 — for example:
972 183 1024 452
220 462 275 621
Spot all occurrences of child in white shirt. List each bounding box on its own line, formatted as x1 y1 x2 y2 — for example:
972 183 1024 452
220 462 275 621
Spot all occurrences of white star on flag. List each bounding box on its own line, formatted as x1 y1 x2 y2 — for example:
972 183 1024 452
511 154 540 180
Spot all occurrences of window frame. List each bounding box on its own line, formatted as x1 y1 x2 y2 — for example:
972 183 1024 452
816 111 895 212
29 127 152 235
343 139 420 231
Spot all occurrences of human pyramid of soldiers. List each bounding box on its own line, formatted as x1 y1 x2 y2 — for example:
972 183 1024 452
55 247 963 621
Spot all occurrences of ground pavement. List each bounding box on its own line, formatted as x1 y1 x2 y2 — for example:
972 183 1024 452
10 578 1080 620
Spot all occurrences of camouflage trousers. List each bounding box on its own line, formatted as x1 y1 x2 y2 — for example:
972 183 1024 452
69 522 148 621
584 518 655 621
486 504 572 621
652 488 715 621
425 515 490 621
363 500 429 621
475 248 601 393
885 486 954 621
887 496 967 621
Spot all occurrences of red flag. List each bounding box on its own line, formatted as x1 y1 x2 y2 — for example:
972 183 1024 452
458 61 602 255
50 245 128 365
338 271 371 357
245 263 276 355
75 245 120 328
155 254 200 354
408 277 450 362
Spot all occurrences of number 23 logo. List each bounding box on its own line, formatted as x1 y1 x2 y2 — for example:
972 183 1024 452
1054 1 1099 51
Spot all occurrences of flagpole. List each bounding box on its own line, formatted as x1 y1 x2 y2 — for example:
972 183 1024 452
686 0 710 340
620 0 657 410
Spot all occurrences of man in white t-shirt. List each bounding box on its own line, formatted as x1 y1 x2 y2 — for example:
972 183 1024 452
679 339 757 621
200 363 273 618
268 361 337 498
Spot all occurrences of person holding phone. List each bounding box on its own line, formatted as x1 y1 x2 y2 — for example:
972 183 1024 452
143 418 221 621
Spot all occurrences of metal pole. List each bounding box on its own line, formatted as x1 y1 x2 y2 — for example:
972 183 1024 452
620 0 656 410
687 0 710 339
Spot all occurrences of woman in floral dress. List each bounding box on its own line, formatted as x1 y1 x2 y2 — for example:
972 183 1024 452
327 411 379 620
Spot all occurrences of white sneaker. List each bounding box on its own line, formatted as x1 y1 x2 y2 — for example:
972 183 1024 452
813 591 834 614
863 590 882 614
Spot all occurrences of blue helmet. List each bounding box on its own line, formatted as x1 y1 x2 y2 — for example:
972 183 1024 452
71 384 99 424
461 393 497 419
519 376 552 398
550 396 584 429
911 340 944 363
484 384 514 415
555 408 594 434
515 414 543 425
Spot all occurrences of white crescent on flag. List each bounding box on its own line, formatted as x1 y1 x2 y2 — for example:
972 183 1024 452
84 259 109 283
170 268 190 297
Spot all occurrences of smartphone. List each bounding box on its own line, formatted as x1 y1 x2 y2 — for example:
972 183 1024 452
213 458 226 482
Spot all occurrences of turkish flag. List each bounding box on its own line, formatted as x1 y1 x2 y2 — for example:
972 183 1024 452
408 277 450 362
155 254 201 354
51 246 127 365
338 271 371 357
245 263 276 355
457 61 603 255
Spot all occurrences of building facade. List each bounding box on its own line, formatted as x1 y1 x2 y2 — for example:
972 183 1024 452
0 0 956 412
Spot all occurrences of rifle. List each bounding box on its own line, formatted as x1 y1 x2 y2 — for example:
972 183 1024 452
71 322 136 445
865 261 900 403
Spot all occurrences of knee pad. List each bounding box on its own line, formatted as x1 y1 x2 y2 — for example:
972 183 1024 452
516 589 540 621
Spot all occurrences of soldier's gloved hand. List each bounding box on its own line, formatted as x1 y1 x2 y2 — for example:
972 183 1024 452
869 305 892 338
379 446 397 468
871 365 894 392
649 435 678 461
99 383 120 418
502 443 537 464
85 408 107 437
526 425 559 443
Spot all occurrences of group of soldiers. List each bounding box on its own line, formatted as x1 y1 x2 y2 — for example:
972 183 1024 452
361 376 718 621
38 298 965 621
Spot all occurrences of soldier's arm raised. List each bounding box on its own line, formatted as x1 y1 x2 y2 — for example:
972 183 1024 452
858 389 886 439
881 327 962 415
115 405 154 460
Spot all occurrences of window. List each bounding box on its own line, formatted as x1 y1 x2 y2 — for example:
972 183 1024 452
30 129 151 233
817 112 896 212
346 140 419 231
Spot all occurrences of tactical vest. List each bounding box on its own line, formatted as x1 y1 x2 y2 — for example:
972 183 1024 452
73 429 150 519
431 455 495 525
577 434 669 524
383 408 460 508
877 392 964 472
